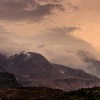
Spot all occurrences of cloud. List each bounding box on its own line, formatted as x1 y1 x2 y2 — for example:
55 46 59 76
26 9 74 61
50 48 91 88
40 27 78 39
0 0 80 22
0 0 65 22
38 27 90 48
37 44 46 48
35 26 90 56
0 26 28 55
48 27 78 34
66 3 80 10
38 0 61 3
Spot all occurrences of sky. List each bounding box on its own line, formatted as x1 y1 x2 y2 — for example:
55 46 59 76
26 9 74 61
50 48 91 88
0 0 100 76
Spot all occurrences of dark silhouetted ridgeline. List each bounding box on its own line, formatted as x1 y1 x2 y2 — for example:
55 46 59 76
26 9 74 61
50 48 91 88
0 87 99 100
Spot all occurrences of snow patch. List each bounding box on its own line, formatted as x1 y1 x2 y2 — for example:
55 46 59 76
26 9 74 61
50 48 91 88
58 69 65 74
25 52 32 60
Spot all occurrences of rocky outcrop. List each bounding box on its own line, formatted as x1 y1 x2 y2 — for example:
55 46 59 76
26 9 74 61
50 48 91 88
0 72 22 88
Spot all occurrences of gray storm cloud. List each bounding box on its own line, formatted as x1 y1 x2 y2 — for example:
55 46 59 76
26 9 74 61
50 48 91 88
0 0 65 22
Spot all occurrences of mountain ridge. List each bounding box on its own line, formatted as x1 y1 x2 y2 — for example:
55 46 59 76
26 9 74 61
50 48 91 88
0 51 100 90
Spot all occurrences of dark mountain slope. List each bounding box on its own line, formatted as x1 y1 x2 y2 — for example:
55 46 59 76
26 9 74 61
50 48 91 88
8 52 58 78
0 54 8 72
53 64 98 79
